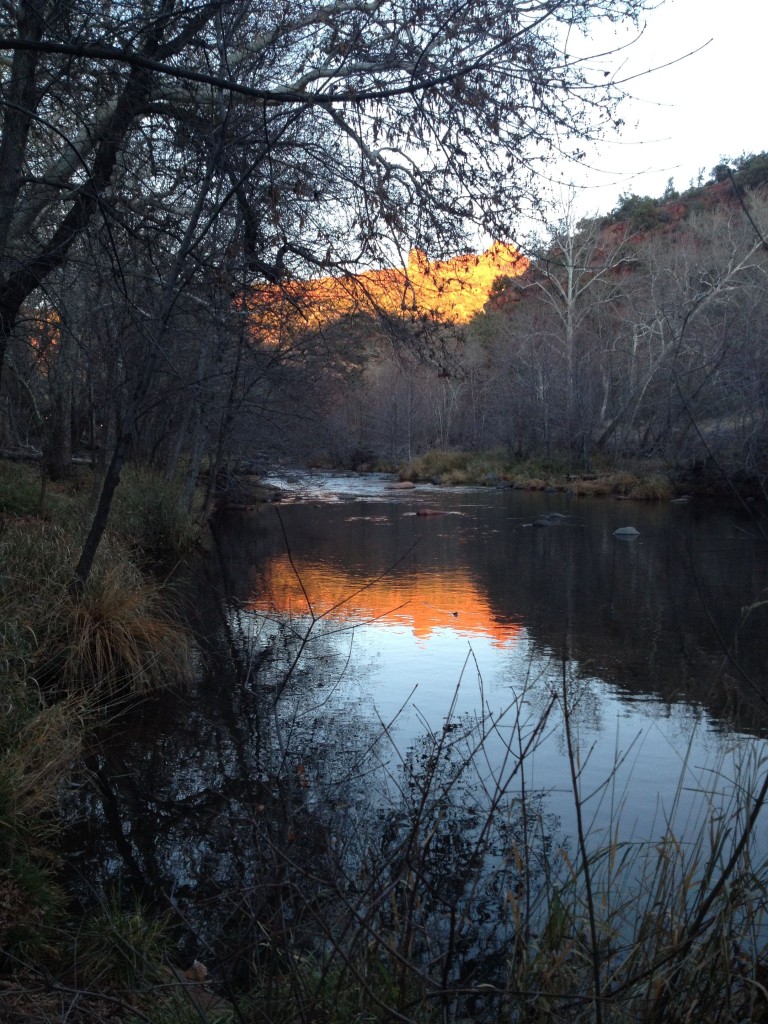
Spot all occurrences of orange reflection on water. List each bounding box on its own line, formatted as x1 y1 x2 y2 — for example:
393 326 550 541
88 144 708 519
248 554 521 648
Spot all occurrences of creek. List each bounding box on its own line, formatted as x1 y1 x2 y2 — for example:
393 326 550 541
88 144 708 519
62 471 768 965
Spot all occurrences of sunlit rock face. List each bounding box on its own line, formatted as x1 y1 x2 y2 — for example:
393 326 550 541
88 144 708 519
244 242 527 340
401 242 527 322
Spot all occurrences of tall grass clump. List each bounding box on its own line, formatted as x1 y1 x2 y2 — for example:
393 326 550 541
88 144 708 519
399 449 475 482
400 448 518 484
1 516 196 705
0 704 77 963
0 459 44 515
37 562 195 702
397 449 682 498
73 891 173 991
0 458 90 522
0 679 83 962
399 449 577 488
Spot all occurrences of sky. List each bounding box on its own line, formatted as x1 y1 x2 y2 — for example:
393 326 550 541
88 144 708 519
549 0 766 219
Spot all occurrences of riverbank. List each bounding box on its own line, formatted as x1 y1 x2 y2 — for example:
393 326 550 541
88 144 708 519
0 458 205 1019
392 447 762 500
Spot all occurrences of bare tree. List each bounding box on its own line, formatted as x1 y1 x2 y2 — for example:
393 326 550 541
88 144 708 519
0 0 655 381
594 199 768 461
524 198 636 463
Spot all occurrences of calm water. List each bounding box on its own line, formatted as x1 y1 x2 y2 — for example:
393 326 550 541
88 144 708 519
62 471 768 956
234 472 768 839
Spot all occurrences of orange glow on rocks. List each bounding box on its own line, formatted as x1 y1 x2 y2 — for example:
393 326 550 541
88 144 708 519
248 553 522 648
245 242 527 340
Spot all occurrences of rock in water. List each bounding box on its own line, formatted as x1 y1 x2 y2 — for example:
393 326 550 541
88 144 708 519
613 526 640 537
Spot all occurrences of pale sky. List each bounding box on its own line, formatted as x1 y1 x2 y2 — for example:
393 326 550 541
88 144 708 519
550 0 766 218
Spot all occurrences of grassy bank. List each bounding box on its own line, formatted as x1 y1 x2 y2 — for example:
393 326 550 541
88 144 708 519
397 449 690 499
0 458 200 1012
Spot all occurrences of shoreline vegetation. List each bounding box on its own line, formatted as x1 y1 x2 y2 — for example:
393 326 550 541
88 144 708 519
0 459 203 1018
308 446 763 503
396 449 679 499
1 456 768 1022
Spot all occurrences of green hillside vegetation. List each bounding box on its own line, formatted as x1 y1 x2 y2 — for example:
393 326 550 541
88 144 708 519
606 152 768 231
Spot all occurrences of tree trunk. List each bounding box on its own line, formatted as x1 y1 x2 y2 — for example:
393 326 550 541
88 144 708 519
200 328 244 522
71 431 130 593
165 333 210 482
71 152 218 588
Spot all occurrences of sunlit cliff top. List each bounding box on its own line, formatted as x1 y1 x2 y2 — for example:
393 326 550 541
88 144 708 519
245 242 527 338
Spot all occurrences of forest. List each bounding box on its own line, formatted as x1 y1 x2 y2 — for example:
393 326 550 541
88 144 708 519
292 161 768 484
5 154 768 507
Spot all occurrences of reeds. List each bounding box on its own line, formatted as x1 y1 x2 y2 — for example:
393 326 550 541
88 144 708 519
1 516 195 703
568 471 673 499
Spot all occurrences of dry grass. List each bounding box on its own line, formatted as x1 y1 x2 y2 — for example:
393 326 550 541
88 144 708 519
566 471 673 500
35 562 195 702
627 473 674 500
0 460 201 1001
73 894 173 992
0 693 82 963
398 450 679 499
0 515 196 704
1 698 85 842
399 449 477 482
512 475 548 490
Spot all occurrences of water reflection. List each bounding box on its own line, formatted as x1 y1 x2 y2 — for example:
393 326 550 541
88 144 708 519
249 551 523 646
60 474 768 980
231 477 768 852
220 480 768 732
